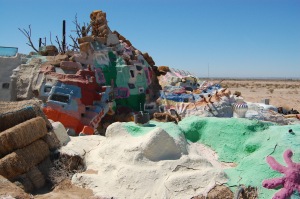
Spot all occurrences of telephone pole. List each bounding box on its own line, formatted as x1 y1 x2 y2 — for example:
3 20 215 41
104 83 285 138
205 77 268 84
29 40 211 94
208 63 210 79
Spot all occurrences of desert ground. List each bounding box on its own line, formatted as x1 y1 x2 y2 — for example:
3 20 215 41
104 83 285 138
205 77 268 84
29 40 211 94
216 79 300 112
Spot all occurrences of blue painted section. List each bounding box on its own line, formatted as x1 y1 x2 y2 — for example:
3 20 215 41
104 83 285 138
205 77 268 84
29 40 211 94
100 86 112 103
160 84 222 103
160 91 195 102
0 46 18 57
54 82 82 98
202 84 222 94
47 83 82 111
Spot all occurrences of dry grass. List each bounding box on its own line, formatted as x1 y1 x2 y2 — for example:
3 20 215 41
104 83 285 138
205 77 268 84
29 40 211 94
48 154 85 186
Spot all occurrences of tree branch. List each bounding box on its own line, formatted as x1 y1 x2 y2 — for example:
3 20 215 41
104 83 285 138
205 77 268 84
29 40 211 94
72 13 82 38
18 25 39 52
50 32 53 45
69 35 80 51
55 35 63 53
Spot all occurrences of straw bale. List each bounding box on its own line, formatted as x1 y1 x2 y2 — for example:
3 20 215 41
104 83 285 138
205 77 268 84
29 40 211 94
14 174 34 193
0 106 36 132
0 139 50 180
0 117 48 158
37 157 52 176
0 100 40 114
42 131 60 150
26 166 45 189
0 100 52 132
158 66 170 73
80 42 92 53
77 36 94 44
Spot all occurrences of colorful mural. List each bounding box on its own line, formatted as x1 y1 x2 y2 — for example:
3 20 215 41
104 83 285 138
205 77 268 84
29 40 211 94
38 11 154 133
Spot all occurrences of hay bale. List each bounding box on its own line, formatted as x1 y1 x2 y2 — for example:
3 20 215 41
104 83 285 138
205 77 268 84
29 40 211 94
158 66 170 73
77 36 94 44
37 157 52 176
14 174 34 193
26 166 45 189
0 100 52 132
0 106 36 132
42 131 60 150
0 117 48 158
0 139 50 180
80 42 92 53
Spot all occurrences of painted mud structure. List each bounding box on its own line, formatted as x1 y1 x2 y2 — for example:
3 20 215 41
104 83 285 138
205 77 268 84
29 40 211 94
1 9 300 199
9 10 156 135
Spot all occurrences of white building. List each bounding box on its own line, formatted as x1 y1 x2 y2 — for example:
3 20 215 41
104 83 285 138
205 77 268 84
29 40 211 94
0 47 23 101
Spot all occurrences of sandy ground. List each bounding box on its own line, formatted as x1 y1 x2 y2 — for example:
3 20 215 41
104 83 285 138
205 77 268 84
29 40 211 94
34 180 95 199
219 79 300 111
0 176 95 199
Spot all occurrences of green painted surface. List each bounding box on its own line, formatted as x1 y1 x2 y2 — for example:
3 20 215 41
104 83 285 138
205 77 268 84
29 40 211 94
98 51 118 86
178 116 272 162
114 63 148 95
115 94 146 111
124 120 185 140
93 49 148 111
123 116 300 198
178 116 300 198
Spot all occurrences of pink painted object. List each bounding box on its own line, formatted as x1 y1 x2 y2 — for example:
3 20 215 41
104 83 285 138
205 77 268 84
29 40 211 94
262 149 300 199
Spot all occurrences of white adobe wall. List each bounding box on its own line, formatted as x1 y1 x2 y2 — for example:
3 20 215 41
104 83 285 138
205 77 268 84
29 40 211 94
0 54 22 101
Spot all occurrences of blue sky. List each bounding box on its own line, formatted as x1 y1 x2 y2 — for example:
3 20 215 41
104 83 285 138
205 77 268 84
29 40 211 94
1 0 300 78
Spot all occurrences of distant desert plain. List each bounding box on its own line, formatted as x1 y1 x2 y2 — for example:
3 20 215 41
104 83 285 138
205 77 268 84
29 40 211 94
215 79 300 111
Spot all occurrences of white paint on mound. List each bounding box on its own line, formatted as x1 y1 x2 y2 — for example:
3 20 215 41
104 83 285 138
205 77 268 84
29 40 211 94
51 122 70 146
60 122 228 199
141 128 182 161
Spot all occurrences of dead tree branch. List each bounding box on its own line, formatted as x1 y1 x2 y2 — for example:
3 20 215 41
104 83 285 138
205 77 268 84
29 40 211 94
50 32 53 45
69 14 92 51
69 35 80 51
72 13 82 38
18 25 39 52
55 35 63 53
82 22 92 36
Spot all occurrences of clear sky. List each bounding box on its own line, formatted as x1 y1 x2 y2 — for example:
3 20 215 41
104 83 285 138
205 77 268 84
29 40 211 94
1 0 300 78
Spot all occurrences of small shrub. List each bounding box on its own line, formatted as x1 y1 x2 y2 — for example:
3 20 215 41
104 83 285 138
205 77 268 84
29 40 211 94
48 154 85 186
268 88 274 94
234 91 241 97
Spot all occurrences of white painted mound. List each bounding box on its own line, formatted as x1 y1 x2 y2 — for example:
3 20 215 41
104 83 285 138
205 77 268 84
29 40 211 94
51 121 70 146
59 122 229 199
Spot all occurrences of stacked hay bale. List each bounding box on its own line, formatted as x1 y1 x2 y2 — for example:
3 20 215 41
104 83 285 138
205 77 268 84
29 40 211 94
0 100 60 192
90 10 109 41
143 52 155 66
113 30 133 48
157 66 170 75
0 100 52 131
